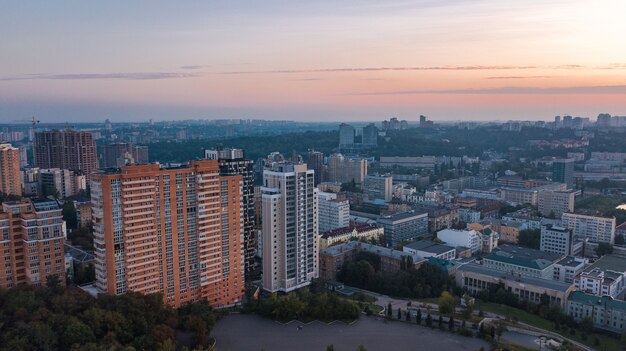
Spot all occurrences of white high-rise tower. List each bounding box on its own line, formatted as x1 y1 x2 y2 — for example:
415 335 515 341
261 162 318 292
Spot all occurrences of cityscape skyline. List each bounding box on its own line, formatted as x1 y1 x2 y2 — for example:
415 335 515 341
2 0 626 122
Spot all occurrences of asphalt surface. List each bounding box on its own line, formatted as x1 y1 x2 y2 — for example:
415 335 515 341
211 314 490 351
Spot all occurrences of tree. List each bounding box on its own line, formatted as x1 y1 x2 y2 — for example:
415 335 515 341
448 316 455 331
62 201 78 230
437 315 443 329
357 345 367 351
595 242 614 257
518 229 541 249
387 303 392 317
426 314 433 328
397 308 402 320
438 291 455 316
416 309 422 324
580 317 594 331
327 345 335 351
46 274 61 288
616 234 625 245
405 310 411 322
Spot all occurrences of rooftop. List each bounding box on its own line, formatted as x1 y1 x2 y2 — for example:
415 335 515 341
320 241 425 264
556 256 585 268
320 224 381 239
583 254 626 274
377 210 427 222
458 263 573 292
485 244 563 270
404 240 455 255
568 291 626 310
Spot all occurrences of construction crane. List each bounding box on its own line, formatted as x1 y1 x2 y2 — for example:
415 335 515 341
13 116 40 129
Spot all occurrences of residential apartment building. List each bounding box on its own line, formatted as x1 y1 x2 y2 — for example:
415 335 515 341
0 144 21 196
261 163 318 293
102 142 149 168
39 168 86 198
538 189 575 217
561 212 616 244
306 150 325 185
459 208 481 224
457 263 574 308
318 191 350 233
91 161 245 308
0 199 67 288
574 255 626 299
437 228 481 253
326 154 368 187
483 245 563 279
377 211 428 246
540 224 582 256
363 175 392 202
319 223 384 249
567 291 626 333
205 148 257 273
34 129 98 175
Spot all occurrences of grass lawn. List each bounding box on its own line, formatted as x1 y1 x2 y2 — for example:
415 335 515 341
480 303 623 351
367 304 384 315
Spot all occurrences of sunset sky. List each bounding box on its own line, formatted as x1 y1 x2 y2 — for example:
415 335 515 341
1 0 626 122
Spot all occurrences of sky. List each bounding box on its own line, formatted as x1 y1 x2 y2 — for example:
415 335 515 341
1 0 626 122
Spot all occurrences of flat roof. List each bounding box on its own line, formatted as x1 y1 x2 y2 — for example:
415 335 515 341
321 241 425 263
485 244 563 270
458 263 573 292
556 256 585 268
404 240 455 254
583 255 626 274
377 210 427 222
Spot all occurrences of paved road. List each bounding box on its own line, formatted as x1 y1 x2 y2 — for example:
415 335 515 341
211 314 490 351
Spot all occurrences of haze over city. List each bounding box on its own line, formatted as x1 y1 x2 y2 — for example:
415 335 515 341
2 0 626 122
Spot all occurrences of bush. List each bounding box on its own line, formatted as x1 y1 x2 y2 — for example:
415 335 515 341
459 328 473 337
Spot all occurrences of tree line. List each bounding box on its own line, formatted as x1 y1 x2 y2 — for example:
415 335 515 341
0 285 217 351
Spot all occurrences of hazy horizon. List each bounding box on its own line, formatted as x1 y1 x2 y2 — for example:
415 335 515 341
2 1 625 122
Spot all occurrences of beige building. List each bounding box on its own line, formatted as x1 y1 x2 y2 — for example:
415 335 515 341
538 189 575 217
457 263 574 308
319 223 384 249
561 212 616 244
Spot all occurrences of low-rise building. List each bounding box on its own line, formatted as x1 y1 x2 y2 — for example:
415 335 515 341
498 221 522 243
319 224 384 249
403 240 456 260
437 228 481 253
562 212 616 244
540 224 583 256
427 207 459 232
377 211 428 246
574 255 626 298
567 291 626 333
459 208 481 223
553 256 587 283
318 191 350 233
319 241 426 281
538 189 575 218
456 263 574 308
480 228 499 253
483 244 563 279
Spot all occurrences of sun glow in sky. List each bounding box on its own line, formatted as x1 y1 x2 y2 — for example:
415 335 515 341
1 0 626 122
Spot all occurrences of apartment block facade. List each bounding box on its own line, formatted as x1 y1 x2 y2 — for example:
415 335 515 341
261 163 318 293
538 189 575 217
0 199 66 288
561 212 616 244
205 148 257 273
34 129 98 175
91 161 244 308
318 191 350 233
0 144 21 196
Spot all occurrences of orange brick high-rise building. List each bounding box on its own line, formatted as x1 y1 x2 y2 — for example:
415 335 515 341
0 143 22 196
91 161 244 307
0 199 67 288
